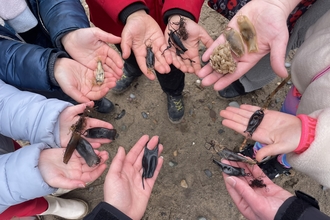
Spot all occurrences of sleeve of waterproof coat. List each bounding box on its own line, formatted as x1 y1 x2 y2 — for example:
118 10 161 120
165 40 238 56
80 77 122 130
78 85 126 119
88 0 147 24
0 144 56 213
287 108 330 188
0 80 72 147
0 28 68 91
162 0 204 23
84 202 132 220
32 0 90 49
274 196 330 220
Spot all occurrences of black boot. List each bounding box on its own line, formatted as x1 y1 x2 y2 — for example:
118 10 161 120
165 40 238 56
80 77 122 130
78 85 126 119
217 80 247 99
94 98 114 114
111 65 140 94
166 94 184 124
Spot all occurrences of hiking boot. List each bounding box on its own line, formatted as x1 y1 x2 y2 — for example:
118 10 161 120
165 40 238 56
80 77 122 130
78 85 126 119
94 97 114 114
167 94 184 124
217 80 247 99
112 69 138 94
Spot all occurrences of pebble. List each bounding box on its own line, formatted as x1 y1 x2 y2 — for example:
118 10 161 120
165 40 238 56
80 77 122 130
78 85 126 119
180 179 188 188
204 169 212 178
228 101 240 108
287 81 292 85
129 93 136 99
218 129 224 134
169 161 178 167
285 62 291 68
198 217 207 220
173 150 178 157
141 112 148 119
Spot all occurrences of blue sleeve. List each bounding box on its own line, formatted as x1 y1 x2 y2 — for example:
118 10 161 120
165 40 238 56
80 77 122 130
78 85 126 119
0 144 56 213
28 0 90 49
0 27 69 91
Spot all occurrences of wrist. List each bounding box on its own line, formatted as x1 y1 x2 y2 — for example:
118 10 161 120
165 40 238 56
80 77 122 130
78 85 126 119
294 114 317 154
121 5 149 25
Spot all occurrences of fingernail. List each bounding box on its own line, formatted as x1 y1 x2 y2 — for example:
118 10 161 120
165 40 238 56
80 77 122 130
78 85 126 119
225 177 236 187
78 184 85 188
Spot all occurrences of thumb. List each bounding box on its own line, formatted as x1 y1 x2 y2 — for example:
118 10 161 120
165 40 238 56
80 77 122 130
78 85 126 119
255 143 285 162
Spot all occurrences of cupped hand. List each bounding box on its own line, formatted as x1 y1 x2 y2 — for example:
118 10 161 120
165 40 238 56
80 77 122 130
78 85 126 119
39 147 109 189
222 160 293 220
58 102 114 148
61 27 123 80
198 0 290 90
121 10 172 79
164 15 213 74
54 57 117 103
220 104 301 162
104 135 164 220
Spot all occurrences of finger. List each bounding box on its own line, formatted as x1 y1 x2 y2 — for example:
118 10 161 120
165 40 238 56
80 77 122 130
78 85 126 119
159 44 173 70
199 28 214 50
197 63 216 78
269 35 289 78
201 35 226 62
126 135 150 165
120 35 133 60
239 104 263 112
154 45 171 74
256 143 288 163
93 27 122 45
107 146 126 177
84 118 114 130
201 71 224 87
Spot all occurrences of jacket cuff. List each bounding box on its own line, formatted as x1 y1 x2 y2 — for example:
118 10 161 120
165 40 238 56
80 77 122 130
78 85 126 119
48 51 70 87
163 9 195 25
119 3 149 25
6 7 38 33
84 202 132 220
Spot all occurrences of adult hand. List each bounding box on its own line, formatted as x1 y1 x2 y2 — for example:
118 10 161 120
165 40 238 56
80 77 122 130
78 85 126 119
54 57 117 103
222 160 293 220
220 104 301 162
103 135 164 220
39 147 109 189
164 15 213 74
121 10 172 79
62 27 123 80
58 101 115 148
198 0 296 90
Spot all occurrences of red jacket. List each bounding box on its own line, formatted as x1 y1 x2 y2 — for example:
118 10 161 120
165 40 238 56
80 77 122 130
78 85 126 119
86 0 204 36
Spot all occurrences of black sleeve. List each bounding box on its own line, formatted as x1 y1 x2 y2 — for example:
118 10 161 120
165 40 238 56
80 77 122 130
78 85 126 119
118 2 149 25
275 191 330 220
84 202 132 220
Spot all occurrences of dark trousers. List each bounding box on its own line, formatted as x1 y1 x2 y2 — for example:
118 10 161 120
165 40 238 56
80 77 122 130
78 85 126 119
115 44 185 97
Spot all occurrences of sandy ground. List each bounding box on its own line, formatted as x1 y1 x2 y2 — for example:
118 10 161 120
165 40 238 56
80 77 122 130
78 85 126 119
44 1 330 220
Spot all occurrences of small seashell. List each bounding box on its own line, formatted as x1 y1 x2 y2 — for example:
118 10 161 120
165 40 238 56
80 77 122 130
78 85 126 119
180 179 188 188
173 150 178 157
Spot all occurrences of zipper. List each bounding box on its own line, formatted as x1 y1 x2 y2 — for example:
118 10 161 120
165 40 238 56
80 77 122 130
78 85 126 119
311 65 330 82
